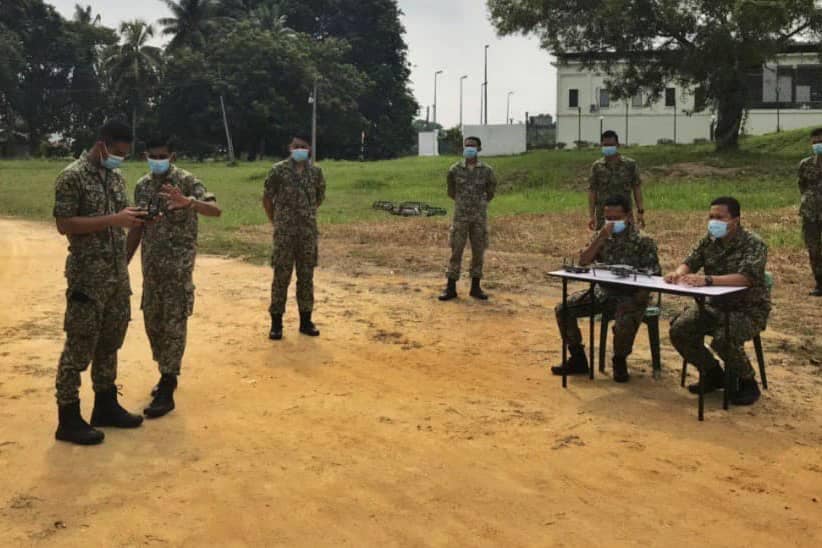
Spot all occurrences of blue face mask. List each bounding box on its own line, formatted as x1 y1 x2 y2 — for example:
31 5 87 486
708 219 729 239
611 220 627 234
291 148 309 163
102 154 124 170
463 146 478 159
148 158 170 175
602 146 618 157
813 143 822 156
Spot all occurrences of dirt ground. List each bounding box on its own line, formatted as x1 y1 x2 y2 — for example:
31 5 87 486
1 217 822 547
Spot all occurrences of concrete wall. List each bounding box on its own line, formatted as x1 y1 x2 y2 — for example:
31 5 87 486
462 124 527 156
418 131 439 157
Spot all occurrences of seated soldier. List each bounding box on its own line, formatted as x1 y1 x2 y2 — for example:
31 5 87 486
665 196 769 405
553 195 660 382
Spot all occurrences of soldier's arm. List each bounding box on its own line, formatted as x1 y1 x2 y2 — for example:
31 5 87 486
798 162 811 194
126 226 143 264
579 227 611 266
486 168 498 202
262 169 279 223
187 179 222 217
316 168 326 207
54 172 144 234
447 168 456 200
665 239 704 283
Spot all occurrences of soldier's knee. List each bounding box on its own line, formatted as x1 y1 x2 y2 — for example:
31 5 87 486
669 317 691 346
60 337 95 372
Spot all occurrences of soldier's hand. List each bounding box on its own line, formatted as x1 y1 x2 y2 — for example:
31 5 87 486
588 217 597 230
664 272 681 284
681 274 706 287
636 213 646 229
159 184 193 210
601 221 615 236
111 207 147 228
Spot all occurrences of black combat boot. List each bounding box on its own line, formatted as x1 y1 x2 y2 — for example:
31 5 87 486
438 278 458 301
612 356 630 383
551 345 589 376
55 401 105 445
469 277 489 300
90 388 144 429
269 313 283 340
731 377 761 406
144 374 177 419
687 362 726 394
811 277 822 297
299 311 320 337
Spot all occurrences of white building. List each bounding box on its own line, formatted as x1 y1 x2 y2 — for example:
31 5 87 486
554 44 822 146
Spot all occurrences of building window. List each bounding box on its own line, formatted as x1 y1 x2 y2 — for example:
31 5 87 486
631 92 643 108
665 87 676 107
569 89 579 108
599 89 610 108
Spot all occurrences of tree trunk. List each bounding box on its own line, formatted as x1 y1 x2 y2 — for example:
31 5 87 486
132 107 137 151
714 77 747 152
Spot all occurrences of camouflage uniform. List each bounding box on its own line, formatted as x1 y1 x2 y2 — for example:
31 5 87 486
798 157 822 285
669 228 771 380
555 226 660 357
264 159 326 315
589 157 641 229
446 160 498 279
53 156 131 406
134 166 214 376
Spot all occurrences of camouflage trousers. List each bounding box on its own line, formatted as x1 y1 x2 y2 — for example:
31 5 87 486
142 278 194 376
447 218 488 279
270 231 317 315
555 287 649 357
802 218 822 282
55 282 131 405
669 304 761 380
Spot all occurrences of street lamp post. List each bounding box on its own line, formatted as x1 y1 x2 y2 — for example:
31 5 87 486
484 44 489 125
309 79 318 162
459 75 468 129
506 91 515 125
433 70 443 125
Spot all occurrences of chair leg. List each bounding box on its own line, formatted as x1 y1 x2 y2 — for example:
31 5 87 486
599 318 609 373
753 335 768 390
680 358 688 388
646 317 662 379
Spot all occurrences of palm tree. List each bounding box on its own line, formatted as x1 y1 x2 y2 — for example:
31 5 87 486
73 3 101 26
102 20 163 144
159 0 216 51
250 0 292 34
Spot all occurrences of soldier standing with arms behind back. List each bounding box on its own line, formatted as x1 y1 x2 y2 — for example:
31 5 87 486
588 130 646 231
439 136 497 301
53 120 146 445
263 134 326 340
127 136 221 418
798 128 822 296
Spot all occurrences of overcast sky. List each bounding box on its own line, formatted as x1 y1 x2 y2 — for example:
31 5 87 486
49 0 557 127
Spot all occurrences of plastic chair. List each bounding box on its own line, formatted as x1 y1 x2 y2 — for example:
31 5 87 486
680 272 772 390
599 292 663 378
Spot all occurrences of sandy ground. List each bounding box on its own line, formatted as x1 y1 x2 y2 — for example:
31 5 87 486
1 217 822 547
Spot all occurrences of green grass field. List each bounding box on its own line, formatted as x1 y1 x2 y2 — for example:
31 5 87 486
0 128 811 260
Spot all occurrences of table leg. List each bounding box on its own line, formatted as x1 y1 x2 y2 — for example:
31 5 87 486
589 283 595 380
562 278 568 389
723 311 731 411
699 362 705 421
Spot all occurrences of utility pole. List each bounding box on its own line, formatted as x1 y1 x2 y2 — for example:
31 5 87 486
219 95 235 164
433 70 443 125
483 45 489 125
459 75 468 129
309 79 318 162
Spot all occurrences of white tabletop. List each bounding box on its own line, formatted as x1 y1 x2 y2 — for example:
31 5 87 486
547 269 748 297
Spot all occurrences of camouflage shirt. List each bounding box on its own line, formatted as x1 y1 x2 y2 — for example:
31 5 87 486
683 227 771 323
263 159 326 234
134 166 213 281
798 156 822 221
447 160 498 221
589 226 660 296
589 156 641 220
53 155 130 299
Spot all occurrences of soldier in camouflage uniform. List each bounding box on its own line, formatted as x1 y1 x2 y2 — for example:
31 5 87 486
127 137 221 418
666 197 770 406
798 128 822 296
53 120 146 446
553 195 660 382
588 130 646 231
262 134 326 340
439 136 498 301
